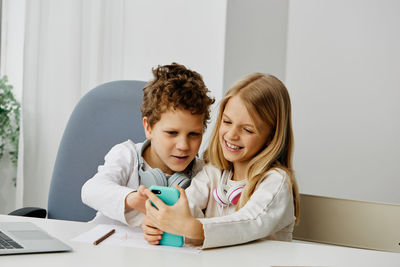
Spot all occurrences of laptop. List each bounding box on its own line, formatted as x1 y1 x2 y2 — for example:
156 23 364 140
0 221 72 255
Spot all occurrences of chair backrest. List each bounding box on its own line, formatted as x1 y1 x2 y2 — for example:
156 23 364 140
48 80 146 222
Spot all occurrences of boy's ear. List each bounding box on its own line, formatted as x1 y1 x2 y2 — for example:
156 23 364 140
143 117 152 140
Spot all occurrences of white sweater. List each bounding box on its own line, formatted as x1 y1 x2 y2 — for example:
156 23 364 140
186 164 296 249
82 140 295 249
81 139 203 227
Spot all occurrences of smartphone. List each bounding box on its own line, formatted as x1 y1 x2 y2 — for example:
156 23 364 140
149 185 184 247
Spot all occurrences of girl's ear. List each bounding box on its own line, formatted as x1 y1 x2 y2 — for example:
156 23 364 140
143 117 152 140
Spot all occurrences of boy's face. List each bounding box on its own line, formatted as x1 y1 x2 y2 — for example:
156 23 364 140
143 108 204 175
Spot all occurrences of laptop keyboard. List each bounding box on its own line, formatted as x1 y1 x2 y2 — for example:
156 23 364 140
0 231 23 249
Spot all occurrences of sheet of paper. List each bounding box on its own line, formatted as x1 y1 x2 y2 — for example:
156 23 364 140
71 224 201 254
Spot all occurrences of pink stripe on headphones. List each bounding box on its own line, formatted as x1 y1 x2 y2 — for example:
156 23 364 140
213 169 245 207
213 188 229 206
227 186 243 205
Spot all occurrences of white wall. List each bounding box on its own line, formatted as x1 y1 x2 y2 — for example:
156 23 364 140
286 0 400 203
223 0 289 91
19 0 228 210
3 0 399 213
122 0 228 153
123 1 227 101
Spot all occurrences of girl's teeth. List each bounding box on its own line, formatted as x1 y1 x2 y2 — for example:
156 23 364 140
227 141 240 150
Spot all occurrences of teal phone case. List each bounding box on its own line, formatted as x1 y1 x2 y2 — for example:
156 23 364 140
149 186 184 247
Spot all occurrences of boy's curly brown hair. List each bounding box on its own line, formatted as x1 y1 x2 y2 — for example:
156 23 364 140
141 63 215 129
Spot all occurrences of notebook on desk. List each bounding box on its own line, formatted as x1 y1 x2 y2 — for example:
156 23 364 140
0 221 72 255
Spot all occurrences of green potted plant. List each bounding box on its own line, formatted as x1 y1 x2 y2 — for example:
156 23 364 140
0 75 21 186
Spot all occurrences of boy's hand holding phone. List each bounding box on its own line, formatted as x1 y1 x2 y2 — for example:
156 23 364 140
125 185 148 214
144 186 184 247
143 185 204 246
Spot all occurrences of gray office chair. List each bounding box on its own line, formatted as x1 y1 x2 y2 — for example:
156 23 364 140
10 80 146 222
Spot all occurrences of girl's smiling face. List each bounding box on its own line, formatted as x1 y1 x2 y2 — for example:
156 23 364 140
219 95 271 171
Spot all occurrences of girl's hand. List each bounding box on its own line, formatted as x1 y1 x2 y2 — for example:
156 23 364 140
144 186 204 240
125 185 148 213
141 215 163 245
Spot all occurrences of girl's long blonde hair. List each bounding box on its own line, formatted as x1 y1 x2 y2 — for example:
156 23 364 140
204 73 300 223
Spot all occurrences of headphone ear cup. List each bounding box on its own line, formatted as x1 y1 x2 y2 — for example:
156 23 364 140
152 168 169 186
168 173 191 189
139 167 168 188
213 187 228 207
226 186 243 205
177 177 191 189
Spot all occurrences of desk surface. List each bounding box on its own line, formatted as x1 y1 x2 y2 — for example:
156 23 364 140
1 214 399 267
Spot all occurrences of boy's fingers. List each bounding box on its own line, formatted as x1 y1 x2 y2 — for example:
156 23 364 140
142 218 162 245
145 199 155 211
143 231 162 244
145 238 160 245
142 224 163 235
143 188 165 208
176 185 188 202
144 235 161 243
145 199 162 220
138 185 147 196
142 216 163 234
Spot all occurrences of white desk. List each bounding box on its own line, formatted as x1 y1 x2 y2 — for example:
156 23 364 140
1 214 399 267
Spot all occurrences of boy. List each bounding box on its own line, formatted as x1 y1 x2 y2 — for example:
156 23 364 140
81 63 214 226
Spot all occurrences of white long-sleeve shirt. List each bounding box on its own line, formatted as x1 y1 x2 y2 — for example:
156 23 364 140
81 139 203 226
185 164 296 249
82 140 295 249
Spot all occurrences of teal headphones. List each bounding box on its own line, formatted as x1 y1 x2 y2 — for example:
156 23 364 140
138 140 193 189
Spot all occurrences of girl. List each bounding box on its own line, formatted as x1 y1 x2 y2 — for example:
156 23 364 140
142 73 300 248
